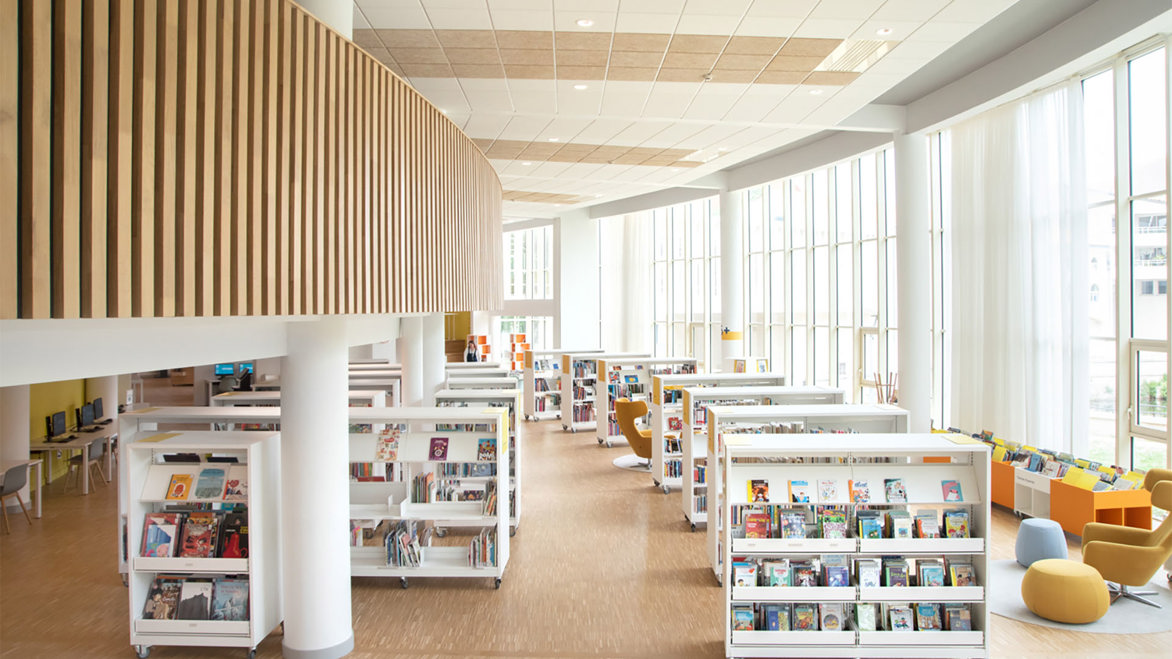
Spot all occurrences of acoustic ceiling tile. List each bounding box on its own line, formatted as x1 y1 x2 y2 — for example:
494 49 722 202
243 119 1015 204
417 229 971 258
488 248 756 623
679 0 752 14
713 53 773 70
443 48 501 64
426 8 495 30
434 29 498 48
376 29 441 48
489 10 556 31
808 0 883 21
495 30 555 49
661 51 719 69
499 48 555 65
353 29 383 49
707 69 759 83
655 68 708 83
674 13 742 36
767 54 825 71
615 13 682 34
606 67 657 82
746 0 817 18
666 33 728 53
486 0 553 11
778 37 841 57
555 49 610 66
362 7 432 30
556 65 608 80
802 71 859 86
756 70 806 85
610 50 664 68
509 91 558 113
401 63 456 77
505 64 557 78
612 32 672 52
723 35 785 55
553 12 618 31
554 0 620 11
733 17 802 38
792 18 863 39
554 31 614 50
872 0 949 22
451 63 508 78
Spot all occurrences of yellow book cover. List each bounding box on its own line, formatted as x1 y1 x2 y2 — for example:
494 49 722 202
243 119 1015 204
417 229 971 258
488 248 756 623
992 446 1008 462
1123 470 1145 483
1061 466 1086 485
1074 459 1091 469
1072 470 1101 490
165 473 194 500
992 437 1006 446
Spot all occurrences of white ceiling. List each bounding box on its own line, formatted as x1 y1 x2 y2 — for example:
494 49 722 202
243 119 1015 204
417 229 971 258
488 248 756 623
353 0 1020 218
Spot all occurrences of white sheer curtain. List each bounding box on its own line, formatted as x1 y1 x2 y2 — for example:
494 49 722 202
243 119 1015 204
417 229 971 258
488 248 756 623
599 214 652 352
948 81 1088 452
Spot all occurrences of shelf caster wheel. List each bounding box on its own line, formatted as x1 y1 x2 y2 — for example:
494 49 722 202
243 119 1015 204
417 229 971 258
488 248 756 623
122 573 129 587
494 578 501 589
570 427 576 433
562 424 568 431
435 527 447 538
509 527 517 537
400 577 409 589
248 650 256 659
653 479 660 487
691 523 697 532
135 645 151 659
662 484 670 494
605 440 612 448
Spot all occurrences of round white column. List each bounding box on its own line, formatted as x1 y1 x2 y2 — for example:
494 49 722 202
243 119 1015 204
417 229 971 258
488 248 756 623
894 132 932 432
0 385 32 510
399 317 424 407
280 318 354 659
421 314 445 405
720 189 745 371
295 0 352 39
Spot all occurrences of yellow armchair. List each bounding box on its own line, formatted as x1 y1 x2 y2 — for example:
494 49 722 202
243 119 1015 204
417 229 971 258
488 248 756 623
1081 468 1172 607
615 398 653 469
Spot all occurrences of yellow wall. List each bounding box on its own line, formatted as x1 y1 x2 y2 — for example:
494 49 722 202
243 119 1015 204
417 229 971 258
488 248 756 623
30 380 87 481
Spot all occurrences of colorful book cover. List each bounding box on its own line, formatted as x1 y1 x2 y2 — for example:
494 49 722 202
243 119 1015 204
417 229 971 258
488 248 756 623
885 563 909 587
749 479 769 502
375 428 401 462
858 515 882 539
165 473 194 500
944 510 970 538
477 437 496 462
428 437 449 461
856 559 881 588
919 563 946 587
176 579 214 620
788 479 811 503
793 604 818 630
731 605 755 631
744 513 771 539
819 603 843 631
222 465 248 502
193 467 227 500
849 479 871 503
819 508 848 539
210 578 249 621
946 606 972 631
889 606 914 631
941 479 963 502
764 560 790 586
217 512 249 559
178 512 221 558
141 512 182 557
916 603 942 631
764 604 783 630
781 511 806 539
732 561 758 587
818 479 839 502
825 565 850 587
883 478 907 503
141 576 182 620
791 564 818 587
950 563 975 587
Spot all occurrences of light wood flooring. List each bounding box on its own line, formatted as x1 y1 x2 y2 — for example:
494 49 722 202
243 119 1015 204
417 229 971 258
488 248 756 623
2 379 1171 657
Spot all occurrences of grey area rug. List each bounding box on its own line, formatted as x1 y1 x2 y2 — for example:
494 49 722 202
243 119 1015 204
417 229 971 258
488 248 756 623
987 558 1172 633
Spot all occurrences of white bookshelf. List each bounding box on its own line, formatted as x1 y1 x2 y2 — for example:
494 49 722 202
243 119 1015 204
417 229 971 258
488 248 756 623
706 404 911 582
211 389 387 409
123 431 282 659
435 388 523 534
559 352 649 433
521 349 601 421
345 407 510 588
678 386 845 530
346 377 401 407
595 357 699 448
721 434 990 658
444 375 521 390
648 373 789 495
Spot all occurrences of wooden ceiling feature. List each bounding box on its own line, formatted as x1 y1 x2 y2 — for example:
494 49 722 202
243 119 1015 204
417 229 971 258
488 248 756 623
355 29 853 86
501 190 588 205
474 139 702 168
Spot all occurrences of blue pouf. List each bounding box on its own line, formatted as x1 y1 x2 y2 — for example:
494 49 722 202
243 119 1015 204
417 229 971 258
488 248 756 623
1015 518 1068 567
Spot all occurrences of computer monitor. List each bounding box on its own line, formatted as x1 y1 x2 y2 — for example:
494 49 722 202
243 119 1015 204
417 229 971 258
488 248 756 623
238 362 254 374
80 403 94 428
47 411 67 439
92 397 104 419
214 363 236 376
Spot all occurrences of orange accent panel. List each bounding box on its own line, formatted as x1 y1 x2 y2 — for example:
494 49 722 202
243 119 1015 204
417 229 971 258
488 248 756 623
1049 480 1152 536
990 460 1015 510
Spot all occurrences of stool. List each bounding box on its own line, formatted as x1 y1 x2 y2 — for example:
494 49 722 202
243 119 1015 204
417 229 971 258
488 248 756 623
1015 518 1068 567
1021 558 1109 624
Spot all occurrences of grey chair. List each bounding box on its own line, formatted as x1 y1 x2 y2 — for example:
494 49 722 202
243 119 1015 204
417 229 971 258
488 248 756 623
0 463 33 533
68 440 107 490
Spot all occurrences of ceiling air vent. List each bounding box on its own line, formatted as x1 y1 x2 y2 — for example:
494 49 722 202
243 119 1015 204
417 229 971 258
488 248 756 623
815 40 895 73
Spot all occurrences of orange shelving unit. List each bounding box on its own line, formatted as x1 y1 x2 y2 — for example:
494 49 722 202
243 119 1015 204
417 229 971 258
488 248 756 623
1049 480 1152 536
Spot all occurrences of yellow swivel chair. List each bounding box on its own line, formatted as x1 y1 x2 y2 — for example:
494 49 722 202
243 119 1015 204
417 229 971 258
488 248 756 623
615 398 654 472
1081 468 1172 607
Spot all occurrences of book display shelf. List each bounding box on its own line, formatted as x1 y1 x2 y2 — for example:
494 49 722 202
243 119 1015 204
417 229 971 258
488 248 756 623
346 377 402 407
346 407 510 588
123 431 281 659
521 349 602 421
444 375 521 390
505 334 530 372
435 389 523 535
678 386 845 530
211 390 387 409
447 366 514 379
648 373 789 496
721 434 990 658
706 404 911 582
595 357 699 448
560 352 649 433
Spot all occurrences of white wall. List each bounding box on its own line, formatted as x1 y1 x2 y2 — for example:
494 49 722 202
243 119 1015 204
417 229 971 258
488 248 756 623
557 210 600 350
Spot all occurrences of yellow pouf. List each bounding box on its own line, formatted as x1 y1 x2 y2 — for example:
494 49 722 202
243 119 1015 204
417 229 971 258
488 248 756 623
1021 558 1110 624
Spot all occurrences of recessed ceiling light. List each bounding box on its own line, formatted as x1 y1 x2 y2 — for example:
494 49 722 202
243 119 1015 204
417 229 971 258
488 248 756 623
547 137 560 142
809 89 823 95
521 161 533 166
573 84 589 90
876 27 893 36
576 18 593 27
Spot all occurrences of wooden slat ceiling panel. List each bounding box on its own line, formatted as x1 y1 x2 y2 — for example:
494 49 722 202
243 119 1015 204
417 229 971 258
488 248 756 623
4 0 501 320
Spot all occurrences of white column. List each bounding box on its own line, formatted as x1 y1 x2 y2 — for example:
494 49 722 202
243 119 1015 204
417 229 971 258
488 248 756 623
719 189 745 371
894 132 932 432
422 314 445 405
399 317 424 406
84 375 119 422
0 385 31 510
280 318 354 659
295 0 352 39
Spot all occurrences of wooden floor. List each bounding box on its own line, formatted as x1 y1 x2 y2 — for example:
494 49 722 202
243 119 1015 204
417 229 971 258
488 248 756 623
2 379 1171 658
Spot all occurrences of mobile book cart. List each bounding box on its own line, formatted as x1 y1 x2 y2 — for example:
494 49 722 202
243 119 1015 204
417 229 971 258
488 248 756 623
678 386 844 530
721 433 989 658
559 352 649 433
648 372 789 495
706 404 910 582
521 349 603 421
595 356 699 448
124 431 281 659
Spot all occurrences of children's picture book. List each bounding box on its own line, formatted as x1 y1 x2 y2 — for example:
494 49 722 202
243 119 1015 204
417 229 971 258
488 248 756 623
165 473 194 500
749 479 769 502
222 464 248 502
914 510 940 538
941 479 963 502
375 428 401 462
819 507 848 539
217 512 249 559
788 479 811 503
857 510 883 539
819 603 843 631
780 510 806 539
945 605 972 631
883 477 907 503
763 559 790 586
791 562 818 587
477 437 496 462
884 561 909 587
889 606 914 631
429 437 449 461
744 512 772 539
764 603 789 630
943 509 970 538
950 563 976 587
732 560 759 587
818 479 839 502
731 605 755 631
176 579 214 620
193 467 227 501
855 603 876 631
178 511 221 559
141 512 182 557
825 565 850 587
887 510 913 538
849 479 871 503
210 578 249 621
141 576 182 620
667 416 683 431
793 603 818 631
856 558 881 588
919 562 946 587
915 603 942 631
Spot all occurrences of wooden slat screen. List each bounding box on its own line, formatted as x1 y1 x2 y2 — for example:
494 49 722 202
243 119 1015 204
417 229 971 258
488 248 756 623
1 0 503 320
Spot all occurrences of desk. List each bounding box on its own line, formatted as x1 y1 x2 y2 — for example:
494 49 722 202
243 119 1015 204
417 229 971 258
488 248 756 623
0 459 43 518
28 424 115 495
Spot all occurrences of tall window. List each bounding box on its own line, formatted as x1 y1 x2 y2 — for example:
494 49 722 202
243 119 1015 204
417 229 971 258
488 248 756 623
649 200 720 365
503 225 553 300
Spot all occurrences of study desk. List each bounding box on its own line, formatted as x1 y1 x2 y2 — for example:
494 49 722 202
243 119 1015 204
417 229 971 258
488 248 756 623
0 458 43 518
28 424 116 495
